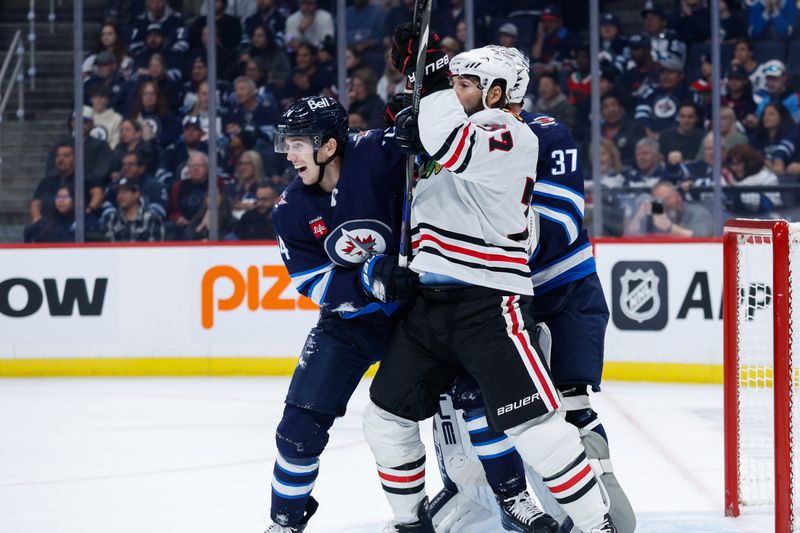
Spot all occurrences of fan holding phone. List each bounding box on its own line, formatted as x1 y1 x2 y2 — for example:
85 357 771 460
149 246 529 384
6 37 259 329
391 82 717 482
624 180 714 237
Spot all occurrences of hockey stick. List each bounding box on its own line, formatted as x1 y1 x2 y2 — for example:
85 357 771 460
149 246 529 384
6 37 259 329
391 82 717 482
398 0 433 268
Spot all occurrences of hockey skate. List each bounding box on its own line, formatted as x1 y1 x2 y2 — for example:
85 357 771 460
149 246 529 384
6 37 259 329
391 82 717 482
497 490 559 533
382 497 435 532
588 514 618 533
264 496 318 533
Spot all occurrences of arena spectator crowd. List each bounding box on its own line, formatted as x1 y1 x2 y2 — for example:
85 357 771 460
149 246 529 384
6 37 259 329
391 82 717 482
24 0 800 242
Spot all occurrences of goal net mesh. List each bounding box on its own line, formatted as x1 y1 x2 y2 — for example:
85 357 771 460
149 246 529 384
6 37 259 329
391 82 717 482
733 224 800 530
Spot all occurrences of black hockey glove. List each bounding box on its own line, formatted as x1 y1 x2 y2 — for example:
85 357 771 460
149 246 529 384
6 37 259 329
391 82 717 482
383 92 412 127
361 254 419 303
391 23 450 95
394 107 423 156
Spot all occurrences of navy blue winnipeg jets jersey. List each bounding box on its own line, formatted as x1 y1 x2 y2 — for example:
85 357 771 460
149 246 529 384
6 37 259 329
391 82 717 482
521 111 595 294
272 129 405 318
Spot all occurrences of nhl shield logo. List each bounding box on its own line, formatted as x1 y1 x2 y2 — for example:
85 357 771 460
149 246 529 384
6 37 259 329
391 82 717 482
619 269 660 323
323 219 392 267
611 261 669 331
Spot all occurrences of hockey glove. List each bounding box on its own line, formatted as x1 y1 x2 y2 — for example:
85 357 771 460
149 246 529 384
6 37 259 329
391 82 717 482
394 107 423 156
361 254 419 303
384 92 412 127
391 23 450 95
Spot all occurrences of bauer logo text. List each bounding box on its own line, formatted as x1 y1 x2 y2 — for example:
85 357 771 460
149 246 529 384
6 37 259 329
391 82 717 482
497 392 541 416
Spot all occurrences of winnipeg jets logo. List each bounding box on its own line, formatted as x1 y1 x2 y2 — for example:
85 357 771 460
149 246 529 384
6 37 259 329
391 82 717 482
352 130 372 148
90 125 109 141
653 96 677 119
324 219 392 267
342 232 377 257
530 115 557 127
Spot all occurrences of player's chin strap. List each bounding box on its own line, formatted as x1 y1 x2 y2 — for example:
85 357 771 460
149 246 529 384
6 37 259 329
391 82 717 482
312 134 339 185
312 152 336 184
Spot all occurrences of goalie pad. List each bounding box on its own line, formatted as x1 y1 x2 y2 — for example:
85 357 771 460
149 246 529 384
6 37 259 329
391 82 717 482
429 488 506 533
580 431 636 533
432 393 511 532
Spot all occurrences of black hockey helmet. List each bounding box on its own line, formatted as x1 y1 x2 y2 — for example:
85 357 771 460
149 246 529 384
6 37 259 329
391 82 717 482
275 96 348 157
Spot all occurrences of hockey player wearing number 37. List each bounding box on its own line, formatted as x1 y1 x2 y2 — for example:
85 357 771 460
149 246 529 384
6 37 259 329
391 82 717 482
361 28 619 533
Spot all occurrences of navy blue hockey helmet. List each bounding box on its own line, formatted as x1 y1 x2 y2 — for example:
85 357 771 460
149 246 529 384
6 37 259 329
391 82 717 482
275 96 348 157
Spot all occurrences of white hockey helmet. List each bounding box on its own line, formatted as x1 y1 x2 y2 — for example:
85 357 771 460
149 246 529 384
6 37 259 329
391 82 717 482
484 45 530 104
449 46 519 108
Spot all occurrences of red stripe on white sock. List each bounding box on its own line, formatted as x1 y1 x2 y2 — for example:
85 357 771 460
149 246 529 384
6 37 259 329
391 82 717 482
548 463 593 494
378 469 425 484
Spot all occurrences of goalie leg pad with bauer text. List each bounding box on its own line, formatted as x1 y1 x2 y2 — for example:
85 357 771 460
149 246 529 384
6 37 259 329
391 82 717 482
363 401 427 524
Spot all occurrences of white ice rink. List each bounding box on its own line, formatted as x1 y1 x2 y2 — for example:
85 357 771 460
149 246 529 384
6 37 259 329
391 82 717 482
0 378 776 533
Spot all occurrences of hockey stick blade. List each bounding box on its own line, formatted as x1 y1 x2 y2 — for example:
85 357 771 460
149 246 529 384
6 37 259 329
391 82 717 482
399 0 432 268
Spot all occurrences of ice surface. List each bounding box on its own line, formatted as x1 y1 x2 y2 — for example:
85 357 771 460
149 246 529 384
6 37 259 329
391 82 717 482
0 378 774 532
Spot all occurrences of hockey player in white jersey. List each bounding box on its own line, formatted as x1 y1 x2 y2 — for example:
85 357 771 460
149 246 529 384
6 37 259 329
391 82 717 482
361 29 618 533
429 46 636 533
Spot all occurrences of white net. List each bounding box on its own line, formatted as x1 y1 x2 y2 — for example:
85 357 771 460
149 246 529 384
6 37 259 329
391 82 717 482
736 233 776 507
734 223 800 531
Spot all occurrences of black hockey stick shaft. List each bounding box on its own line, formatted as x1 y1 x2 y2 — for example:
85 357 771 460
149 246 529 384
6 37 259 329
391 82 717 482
398 0 432 268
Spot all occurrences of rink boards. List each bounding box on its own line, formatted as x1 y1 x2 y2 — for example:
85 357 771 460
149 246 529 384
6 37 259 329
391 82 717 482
0 239 730 382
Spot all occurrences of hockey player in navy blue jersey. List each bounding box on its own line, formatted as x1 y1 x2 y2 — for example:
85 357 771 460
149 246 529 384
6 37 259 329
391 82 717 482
263 95 423 533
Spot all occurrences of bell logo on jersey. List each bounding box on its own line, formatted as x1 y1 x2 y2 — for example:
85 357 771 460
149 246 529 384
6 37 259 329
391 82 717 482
308 216 328 238
323 219 392 267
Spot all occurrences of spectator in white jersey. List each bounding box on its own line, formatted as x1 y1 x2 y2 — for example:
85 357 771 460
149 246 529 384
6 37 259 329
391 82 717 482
87 86 123 149
284 0 334 51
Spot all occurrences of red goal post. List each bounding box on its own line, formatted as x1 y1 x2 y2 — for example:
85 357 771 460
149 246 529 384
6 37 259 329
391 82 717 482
723 219 797 532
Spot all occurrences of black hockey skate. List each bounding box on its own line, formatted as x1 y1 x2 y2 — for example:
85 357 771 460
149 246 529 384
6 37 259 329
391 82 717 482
588 514 618 533
382 497 435 532
497 490 559 533
264 496 319 533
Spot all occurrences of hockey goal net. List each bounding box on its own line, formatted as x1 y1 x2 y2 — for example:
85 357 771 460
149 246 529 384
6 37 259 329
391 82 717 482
724 219 800 532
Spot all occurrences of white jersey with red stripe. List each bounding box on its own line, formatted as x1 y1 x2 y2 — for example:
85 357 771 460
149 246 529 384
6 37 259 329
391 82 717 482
412 90 539 295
